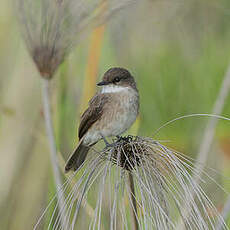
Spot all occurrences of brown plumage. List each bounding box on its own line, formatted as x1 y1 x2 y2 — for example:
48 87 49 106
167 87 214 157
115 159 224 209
65 94 109 172
64 139 90 172
78 94 109 139
65 67 139 172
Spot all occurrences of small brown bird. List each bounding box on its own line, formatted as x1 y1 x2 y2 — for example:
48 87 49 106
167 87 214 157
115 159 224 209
65 67 139 172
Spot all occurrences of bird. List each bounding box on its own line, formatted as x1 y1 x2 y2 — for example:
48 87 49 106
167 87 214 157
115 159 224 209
65 67 139 172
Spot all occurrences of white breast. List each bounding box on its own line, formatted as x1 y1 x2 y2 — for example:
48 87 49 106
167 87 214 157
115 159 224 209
101 85 128 94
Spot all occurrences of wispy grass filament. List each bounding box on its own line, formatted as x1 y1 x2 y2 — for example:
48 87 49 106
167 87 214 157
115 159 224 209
36 136 228 230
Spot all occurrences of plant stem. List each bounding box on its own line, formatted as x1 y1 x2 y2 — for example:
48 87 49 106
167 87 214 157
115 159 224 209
41 78 67 228
81 25 105 111
177 65 230 229
194 66 230 182
128 172 139 230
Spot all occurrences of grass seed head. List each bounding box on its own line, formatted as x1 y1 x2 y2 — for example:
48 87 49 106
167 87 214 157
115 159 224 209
110 135 150 170
36 135 227 230
17 0 137 79
32 45 64 79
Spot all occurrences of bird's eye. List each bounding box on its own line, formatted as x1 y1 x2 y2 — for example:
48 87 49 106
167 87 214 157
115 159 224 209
113 77 120 83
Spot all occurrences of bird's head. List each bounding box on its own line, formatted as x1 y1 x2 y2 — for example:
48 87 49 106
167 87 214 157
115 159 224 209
97 67 137 91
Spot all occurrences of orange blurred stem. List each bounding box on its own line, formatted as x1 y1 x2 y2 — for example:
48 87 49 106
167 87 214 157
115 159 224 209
81 25 105 111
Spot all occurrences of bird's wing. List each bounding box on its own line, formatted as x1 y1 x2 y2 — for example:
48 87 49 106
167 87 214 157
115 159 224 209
78 93 109 139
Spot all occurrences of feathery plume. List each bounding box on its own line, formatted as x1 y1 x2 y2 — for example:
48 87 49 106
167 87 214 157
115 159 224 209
16 0 137 79
36 135 228 229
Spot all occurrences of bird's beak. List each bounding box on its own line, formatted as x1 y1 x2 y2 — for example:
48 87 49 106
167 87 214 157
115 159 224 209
97 81 109 86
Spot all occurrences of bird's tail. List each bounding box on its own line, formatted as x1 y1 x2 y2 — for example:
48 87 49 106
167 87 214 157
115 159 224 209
65 139 90 173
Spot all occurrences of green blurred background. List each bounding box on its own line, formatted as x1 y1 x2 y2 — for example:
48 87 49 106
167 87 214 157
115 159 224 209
0 0 230 229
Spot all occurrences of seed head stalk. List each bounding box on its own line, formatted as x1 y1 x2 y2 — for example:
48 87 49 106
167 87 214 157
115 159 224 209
41 77 67 229
128 171 139 230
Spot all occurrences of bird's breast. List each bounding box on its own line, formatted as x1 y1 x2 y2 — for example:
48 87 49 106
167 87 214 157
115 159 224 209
83 88 139 145
98 88 139 136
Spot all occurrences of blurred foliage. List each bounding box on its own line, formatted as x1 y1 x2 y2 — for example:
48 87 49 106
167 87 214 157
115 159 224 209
0 0 230 229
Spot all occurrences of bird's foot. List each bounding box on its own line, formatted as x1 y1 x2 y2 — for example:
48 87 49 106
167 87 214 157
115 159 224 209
105 142 117 148
115 135 127 143
100 134 115 148
116 135 122 141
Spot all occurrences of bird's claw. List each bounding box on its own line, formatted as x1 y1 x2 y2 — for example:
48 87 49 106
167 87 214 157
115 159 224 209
100 133 115 148
105 142 117 149
116 135 128 143
101 134 130 150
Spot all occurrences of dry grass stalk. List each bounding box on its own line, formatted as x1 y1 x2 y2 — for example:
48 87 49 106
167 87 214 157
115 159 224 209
41 78 67 229
128 171 139 230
